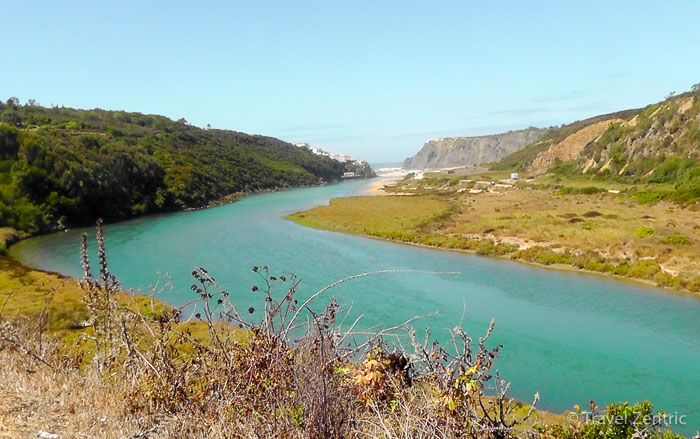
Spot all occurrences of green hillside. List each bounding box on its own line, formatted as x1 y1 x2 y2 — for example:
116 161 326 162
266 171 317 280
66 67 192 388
490 109 638 171
491 85 700 204
0 98 346 235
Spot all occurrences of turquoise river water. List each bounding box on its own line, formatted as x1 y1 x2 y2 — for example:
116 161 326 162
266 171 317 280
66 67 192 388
9 179 700 434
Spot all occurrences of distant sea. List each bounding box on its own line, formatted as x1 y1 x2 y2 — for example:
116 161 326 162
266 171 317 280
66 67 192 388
370 161 404 172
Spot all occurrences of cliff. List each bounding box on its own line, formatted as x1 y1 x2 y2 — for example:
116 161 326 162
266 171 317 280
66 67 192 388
403 127 546 169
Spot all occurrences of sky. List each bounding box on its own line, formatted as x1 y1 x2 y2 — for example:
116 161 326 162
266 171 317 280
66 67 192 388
2 1 699 163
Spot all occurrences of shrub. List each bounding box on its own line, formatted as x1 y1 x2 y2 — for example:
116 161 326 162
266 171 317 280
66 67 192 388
557 186 574 195
627 260 661 279
493 243 517 255
65 120 81 130
664 234 690 245
633 190 667 204
513 247 570 265
557 186 606 196
544 400 684 439
475 240 495 255
612 263 630 276
635 227 655 237
580 186 606 195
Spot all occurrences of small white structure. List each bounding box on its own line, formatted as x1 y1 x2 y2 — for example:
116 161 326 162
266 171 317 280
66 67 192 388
510 172 519 180
342 171 356 178
608 189 621 194
414 171 425 180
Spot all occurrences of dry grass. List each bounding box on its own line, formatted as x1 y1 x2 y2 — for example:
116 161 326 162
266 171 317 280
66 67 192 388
0 348 134 439
448 190 700 276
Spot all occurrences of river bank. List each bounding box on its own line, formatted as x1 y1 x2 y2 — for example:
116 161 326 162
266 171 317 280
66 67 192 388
289 179 700 297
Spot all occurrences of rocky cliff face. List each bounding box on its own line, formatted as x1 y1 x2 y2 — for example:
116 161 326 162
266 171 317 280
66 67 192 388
403 127 546 169
528 119 621 172
515 91 700 177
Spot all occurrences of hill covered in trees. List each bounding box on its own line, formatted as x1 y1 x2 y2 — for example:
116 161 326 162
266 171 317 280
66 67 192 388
0 98 348 235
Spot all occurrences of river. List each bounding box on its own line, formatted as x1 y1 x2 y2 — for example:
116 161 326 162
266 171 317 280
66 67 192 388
10 179 700 434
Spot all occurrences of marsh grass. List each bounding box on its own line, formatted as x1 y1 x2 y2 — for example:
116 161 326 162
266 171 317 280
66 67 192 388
288 184 700 293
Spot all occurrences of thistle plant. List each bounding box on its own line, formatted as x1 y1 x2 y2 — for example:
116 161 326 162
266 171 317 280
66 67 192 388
80 219 126 372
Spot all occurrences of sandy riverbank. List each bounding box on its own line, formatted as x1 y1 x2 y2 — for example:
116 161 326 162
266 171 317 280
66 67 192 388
364 169 408 195
365 178 396 195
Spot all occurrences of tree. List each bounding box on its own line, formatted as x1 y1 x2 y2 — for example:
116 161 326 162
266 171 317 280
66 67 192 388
0 124 20 158
692 83 700 93
0 108 22 126
5 97 20 109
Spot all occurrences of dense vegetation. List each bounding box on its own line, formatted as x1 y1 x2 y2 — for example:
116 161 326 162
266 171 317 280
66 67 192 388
0 98 346 235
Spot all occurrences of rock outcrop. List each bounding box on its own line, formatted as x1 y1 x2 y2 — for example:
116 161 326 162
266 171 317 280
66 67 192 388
403 127 545 169
528 119 621 172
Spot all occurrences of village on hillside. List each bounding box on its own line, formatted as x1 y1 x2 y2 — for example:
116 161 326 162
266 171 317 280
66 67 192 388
294 142 364 178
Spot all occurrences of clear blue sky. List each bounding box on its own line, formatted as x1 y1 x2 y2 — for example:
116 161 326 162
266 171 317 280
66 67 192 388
3 1 699 162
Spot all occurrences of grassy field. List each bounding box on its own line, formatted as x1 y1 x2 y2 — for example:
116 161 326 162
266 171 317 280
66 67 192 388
288 174 700 295
0 256 224 350
287 195 454 239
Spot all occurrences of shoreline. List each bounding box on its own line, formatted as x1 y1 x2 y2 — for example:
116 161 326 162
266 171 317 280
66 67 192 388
294 222 700 299
2 178 373 252
363 173 405 195
286 209 700 301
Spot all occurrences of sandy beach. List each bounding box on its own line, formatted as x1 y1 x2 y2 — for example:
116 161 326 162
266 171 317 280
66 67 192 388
364 169 407 195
